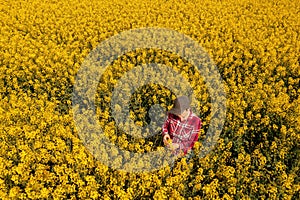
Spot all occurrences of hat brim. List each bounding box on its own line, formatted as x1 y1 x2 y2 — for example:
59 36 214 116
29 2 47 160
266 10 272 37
168 108 184 115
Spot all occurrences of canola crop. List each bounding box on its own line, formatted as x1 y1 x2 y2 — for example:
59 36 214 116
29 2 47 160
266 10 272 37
0 0 299 199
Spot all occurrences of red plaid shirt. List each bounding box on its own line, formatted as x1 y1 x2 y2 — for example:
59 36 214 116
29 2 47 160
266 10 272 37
162 111 201 155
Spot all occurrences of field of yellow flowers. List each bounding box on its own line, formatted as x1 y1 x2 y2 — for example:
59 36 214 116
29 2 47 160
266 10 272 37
1 0 299 199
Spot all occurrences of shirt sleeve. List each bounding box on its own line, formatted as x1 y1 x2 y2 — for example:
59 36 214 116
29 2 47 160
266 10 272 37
162 113 170 137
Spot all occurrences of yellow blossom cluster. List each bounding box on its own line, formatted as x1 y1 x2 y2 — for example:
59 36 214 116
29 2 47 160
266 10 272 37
0 0 299 199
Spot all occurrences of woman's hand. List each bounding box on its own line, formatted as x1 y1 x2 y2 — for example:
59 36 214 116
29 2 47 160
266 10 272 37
163 134 171 146
168 143 180 153
163 134 180 152
172 143 179 149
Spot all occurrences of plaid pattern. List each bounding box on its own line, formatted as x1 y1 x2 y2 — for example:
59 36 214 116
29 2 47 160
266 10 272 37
162 111 202 155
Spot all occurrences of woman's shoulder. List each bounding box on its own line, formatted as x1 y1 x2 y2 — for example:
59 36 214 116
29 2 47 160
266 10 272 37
190 111 201 121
